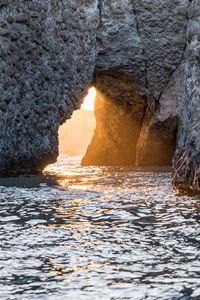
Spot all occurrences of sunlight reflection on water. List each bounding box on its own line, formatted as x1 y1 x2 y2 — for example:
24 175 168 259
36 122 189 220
0 156 199 300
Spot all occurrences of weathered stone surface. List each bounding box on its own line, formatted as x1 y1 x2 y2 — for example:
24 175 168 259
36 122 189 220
134 0 188 99
0 0 98 175
97 0 188 99
83 0 190 171
136 64 185 166
96 0 146 87
172 0 200 193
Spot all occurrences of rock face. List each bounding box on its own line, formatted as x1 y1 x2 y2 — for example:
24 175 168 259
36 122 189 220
0 1 199 193
83 0 189 168
0 0 98 175
172 0 200 193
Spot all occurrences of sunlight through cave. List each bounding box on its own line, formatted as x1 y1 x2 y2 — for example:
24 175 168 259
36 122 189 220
58 87 96 157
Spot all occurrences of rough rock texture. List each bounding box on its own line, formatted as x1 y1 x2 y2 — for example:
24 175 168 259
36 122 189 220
0 1 199 193
96 0 188 97
172 0 200 193
0 0 98 175
83 0 190 168
136 65 185 166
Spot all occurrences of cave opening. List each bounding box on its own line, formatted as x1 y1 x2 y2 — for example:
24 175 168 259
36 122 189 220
81 88 141 166
57 72 178 168
82 72 178 168
58 87 96 158
58 85 143 167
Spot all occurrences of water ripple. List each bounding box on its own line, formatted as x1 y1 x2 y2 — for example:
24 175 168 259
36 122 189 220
0 156 199 299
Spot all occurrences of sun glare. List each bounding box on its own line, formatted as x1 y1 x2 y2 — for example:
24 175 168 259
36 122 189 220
55 87 96 157
81 87 96 111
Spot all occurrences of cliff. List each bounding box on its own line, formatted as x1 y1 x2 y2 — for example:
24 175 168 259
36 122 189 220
0 0 199 193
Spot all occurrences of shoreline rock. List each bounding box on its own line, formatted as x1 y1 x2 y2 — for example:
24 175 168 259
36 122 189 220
0 0 199 193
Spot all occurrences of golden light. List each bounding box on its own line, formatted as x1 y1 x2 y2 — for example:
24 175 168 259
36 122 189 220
81 87 96 111
45 87 97 158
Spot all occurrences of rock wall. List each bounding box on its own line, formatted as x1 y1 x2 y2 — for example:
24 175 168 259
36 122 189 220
0 1 199 193
0 0 99 175
172 0 200 193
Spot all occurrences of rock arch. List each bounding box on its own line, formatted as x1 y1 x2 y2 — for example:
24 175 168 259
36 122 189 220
0 0 199 193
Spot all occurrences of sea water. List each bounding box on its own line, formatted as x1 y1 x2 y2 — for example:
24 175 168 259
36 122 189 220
0 156 199 300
